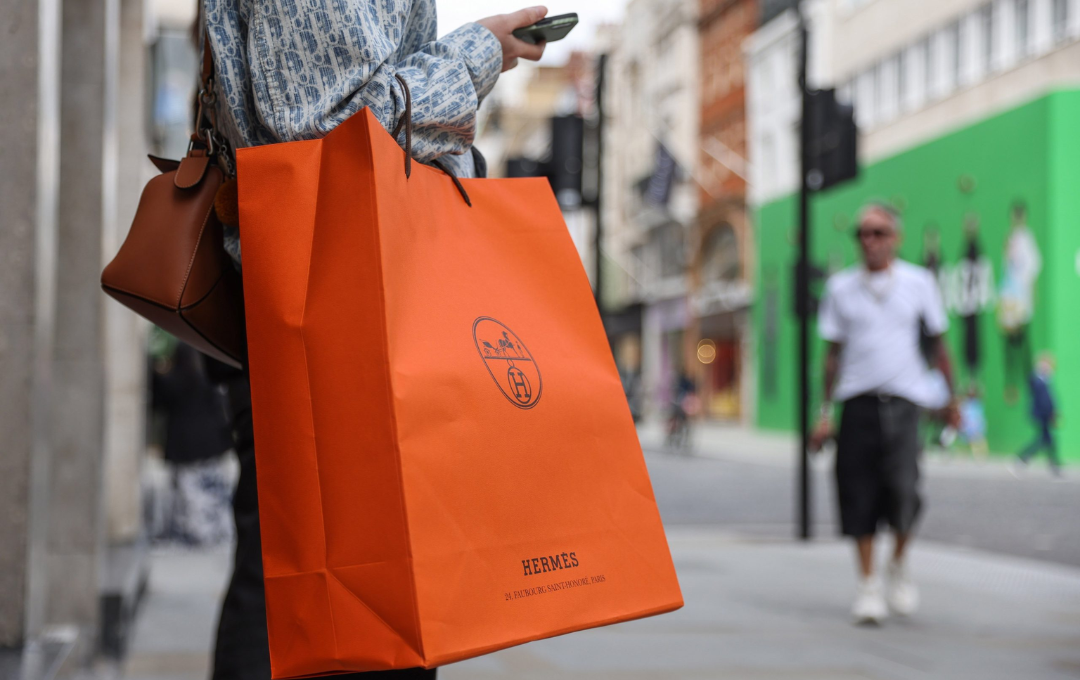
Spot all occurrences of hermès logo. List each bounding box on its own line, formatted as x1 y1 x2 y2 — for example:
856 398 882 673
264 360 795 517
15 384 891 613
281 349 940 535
472 317 542 409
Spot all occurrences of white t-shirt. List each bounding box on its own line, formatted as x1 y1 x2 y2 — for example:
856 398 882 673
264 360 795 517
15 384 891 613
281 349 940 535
818 260 949 407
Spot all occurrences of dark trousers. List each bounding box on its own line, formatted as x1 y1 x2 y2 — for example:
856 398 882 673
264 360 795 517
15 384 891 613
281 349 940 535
211 374 436 680
835 394 923 538
1019 420 1060 471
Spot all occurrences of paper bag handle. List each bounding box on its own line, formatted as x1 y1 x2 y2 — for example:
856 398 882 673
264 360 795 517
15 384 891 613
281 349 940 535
392 74 472 207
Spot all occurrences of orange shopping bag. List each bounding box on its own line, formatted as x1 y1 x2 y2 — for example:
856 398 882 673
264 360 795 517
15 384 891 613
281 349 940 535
237 106 682 678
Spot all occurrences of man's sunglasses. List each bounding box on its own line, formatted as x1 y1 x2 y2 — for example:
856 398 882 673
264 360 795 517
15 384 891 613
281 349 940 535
855 227 893 241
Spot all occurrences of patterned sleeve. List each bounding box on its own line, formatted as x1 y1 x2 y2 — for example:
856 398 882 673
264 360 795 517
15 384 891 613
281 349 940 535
246 1 502 162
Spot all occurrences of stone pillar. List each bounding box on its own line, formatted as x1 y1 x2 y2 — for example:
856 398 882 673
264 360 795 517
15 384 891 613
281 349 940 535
45 0 117 656
0 0 62 648
102 0 149 546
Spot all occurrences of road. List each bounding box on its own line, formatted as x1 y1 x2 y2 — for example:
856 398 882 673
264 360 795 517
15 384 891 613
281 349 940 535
641 424 1080 568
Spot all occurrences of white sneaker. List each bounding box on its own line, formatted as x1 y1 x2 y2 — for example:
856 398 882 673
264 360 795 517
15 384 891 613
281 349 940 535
885 560 919 616
852 577 888 625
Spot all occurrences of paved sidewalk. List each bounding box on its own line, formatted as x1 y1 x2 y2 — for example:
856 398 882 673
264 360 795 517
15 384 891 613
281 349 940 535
121 530 1080 680
637 418 1075 479
121 546 231 680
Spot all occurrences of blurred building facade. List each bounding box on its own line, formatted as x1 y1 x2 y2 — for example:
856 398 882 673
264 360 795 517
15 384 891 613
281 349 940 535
747 0 1080 460
1 0 201 670
692 0 758 421
600 0 702 421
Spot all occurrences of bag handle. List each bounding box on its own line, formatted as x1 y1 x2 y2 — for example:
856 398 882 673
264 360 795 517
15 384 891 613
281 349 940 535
391 74 472 207
390 73 413 179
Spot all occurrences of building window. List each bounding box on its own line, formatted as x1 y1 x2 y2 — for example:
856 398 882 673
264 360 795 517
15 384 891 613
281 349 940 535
759 53 775 109
943 21 961 93
760 133 776 194
849 76 862 120
981 4 995 73
905 41 927 110
869 66 880 121
701 224 740 282
632 244 648 289
878 57 899 122
923 35 937 102
959 12 977 85
954 20 965 87
657 223 686 279
856 69 876 127
896 50 907 112
1016 0 1032 58
1052 0 1070 42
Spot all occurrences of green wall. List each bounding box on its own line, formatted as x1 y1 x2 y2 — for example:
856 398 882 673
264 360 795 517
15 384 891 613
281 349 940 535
753 89 1080 461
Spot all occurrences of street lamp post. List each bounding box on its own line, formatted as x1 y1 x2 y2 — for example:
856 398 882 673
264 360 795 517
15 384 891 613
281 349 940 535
796 9 812 541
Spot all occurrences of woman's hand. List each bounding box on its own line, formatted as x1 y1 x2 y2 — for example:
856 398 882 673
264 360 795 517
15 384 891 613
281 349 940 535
477 6 549 72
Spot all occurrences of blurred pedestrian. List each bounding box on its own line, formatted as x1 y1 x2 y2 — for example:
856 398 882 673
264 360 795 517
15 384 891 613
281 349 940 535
201 2 550 678
811 202 959 625
1014 353 1062 477
666 371 698 450
152 343 234 545
959 385 988 460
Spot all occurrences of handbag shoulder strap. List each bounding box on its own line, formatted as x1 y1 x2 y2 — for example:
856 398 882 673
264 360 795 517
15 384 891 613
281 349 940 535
200 28 214 90
190 3 234 175
193 0 214 144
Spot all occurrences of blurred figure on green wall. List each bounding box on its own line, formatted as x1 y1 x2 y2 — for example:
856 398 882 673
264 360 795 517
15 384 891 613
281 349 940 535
998 201 1042 404
955 214 994 384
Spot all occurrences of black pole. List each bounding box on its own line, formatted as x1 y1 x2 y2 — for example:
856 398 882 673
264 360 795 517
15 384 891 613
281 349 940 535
797 10 812 541
594 54 607 312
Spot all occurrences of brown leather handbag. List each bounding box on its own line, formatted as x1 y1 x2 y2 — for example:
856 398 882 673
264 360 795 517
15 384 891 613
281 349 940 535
101 32 245 368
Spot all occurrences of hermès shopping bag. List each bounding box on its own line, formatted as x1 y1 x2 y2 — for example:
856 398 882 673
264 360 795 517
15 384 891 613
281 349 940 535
237 107 682 678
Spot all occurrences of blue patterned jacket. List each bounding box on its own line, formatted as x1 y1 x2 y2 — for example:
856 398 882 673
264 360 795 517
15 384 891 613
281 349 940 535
203 0 503 263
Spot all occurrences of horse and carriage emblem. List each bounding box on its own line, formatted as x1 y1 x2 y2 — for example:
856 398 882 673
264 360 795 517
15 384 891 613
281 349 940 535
472 317 542 409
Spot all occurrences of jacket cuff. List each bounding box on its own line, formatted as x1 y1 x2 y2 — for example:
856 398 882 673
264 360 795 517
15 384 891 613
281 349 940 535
442 22 503 104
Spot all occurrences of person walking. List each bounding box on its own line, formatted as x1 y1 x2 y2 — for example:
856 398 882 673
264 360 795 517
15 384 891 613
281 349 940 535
811 202 959 625
200 3 550 678
1014 353 1062 477
151 343 234 545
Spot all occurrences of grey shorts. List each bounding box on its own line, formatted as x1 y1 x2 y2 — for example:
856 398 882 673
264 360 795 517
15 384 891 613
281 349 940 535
835 394 923 537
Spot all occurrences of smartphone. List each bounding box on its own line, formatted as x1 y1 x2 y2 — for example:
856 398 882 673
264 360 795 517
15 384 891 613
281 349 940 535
512 13 579 45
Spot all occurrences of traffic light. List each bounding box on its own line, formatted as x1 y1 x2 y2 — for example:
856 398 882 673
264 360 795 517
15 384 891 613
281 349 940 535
504 115 584 210
805 88 857 192
549 115 584 208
